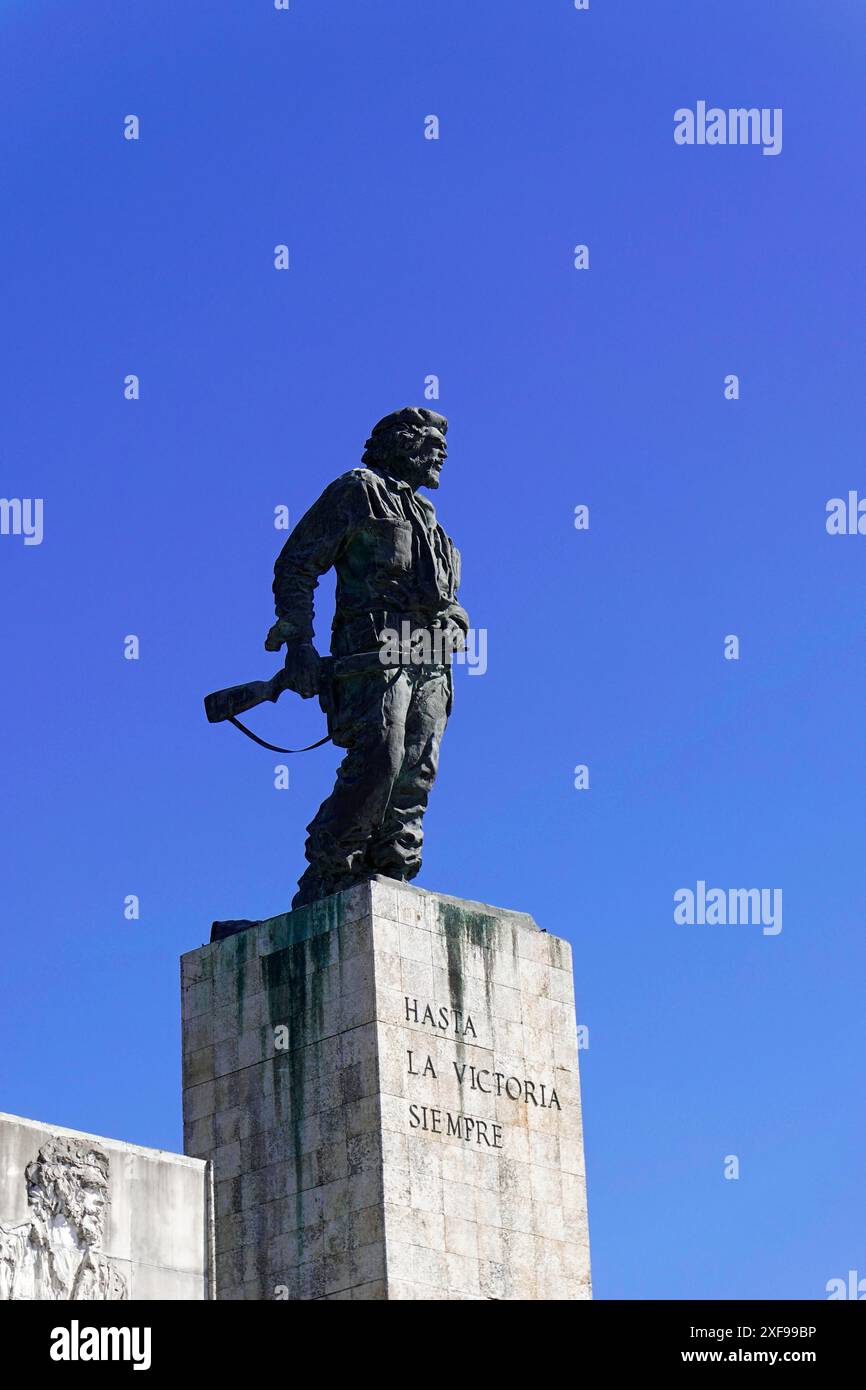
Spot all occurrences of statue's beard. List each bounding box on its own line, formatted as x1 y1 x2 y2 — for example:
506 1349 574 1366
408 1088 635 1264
79 1213 103 1245
392 452 442 490
51 1194 103 1246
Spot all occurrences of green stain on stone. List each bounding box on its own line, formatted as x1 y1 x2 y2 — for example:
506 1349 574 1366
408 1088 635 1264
233 931 252 1037
438 902 500 1081
260 893 346 1257
439 901 498 1018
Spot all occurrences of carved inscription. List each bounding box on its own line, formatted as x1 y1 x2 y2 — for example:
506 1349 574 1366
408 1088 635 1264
403 996 562 1152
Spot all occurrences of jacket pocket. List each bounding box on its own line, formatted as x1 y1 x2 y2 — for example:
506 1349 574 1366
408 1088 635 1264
361 517 413 572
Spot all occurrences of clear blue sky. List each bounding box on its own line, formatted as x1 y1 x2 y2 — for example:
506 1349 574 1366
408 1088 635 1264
2 0 864 1300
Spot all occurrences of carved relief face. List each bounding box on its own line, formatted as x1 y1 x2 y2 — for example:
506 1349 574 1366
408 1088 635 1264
5 1137 127 1300
25 1141 110 1248
76 1178 108 1246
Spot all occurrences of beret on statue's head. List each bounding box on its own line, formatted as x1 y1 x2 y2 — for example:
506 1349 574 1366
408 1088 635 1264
361 406 448 476
369 406 447 438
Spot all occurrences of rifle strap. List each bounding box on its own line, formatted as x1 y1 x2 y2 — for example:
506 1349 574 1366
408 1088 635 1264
228 716 332 754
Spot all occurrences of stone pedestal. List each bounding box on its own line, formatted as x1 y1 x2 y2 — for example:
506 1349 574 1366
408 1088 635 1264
181 878 591 1300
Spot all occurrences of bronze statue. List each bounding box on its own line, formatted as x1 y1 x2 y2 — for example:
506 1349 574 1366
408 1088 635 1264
206 408 468 909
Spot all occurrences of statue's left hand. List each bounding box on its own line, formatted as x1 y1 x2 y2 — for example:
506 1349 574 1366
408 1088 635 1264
441 620 467 655
265 618 294 652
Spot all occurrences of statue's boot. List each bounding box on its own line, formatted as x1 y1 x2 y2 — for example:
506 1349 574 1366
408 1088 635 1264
291 869 330 909
291 866 364 909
